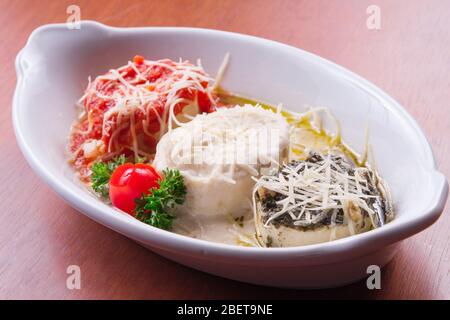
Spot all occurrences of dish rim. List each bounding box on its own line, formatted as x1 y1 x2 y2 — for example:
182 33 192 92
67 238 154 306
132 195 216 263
13 20 448 261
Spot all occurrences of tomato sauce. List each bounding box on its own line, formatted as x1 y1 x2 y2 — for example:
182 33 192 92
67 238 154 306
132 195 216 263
69 55 216 179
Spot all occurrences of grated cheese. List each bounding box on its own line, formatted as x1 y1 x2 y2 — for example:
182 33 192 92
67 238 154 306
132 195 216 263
69 57 218 167
254 152 386 233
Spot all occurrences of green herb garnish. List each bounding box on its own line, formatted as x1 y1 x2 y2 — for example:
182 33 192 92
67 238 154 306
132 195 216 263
91 155 127 197
135 155 147 163
134 169 186 230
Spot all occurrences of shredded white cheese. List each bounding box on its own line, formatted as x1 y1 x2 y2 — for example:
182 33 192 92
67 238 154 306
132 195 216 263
254 153 382 233
70 58 216 163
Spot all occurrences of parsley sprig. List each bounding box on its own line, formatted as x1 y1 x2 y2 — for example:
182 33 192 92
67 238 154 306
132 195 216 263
134 169 186 230
91 155 127 197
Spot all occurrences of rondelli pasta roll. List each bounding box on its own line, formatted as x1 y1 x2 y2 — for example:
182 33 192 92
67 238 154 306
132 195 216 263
153 105 290 241
68 56 215 180
253 152 394 247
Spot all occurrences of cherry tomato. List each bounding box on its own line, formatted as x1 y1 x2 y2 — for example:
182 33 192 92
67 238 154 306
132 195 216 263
109 163 161 215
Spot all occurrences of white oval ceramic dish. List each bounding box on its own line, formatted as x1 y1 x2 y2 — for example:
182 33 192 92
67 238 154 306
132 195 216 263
13 21 448 288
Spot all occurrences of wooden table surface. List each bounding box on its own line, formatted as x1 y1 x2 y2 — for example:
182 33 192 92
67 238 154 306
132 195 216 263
1 0 449 300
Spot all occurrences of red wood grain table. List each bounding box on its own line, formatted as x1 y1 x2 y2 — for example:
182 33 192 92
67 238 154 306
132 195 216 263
0 0 449 299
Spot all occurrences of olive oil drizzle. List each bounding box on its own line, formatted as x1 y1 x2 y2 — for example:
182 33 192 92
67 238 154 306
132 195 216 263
215 88 365 167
